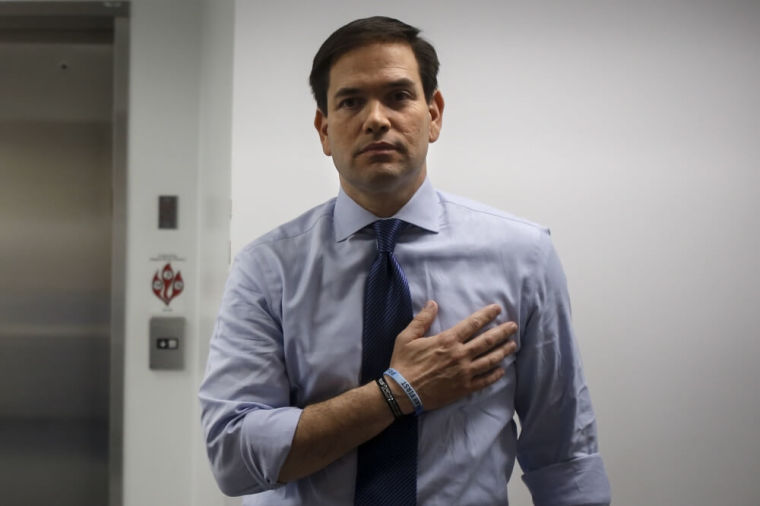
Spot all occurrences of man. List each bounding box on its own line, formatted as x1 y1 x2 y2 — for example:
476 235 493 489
200 16 611 506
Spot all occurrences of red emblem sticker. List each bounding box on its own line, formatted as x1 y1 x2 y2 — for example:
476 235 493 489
152 263 184 306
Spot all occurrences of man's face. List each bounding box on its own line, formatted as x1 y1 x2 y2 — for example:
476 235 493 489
315 42 443 212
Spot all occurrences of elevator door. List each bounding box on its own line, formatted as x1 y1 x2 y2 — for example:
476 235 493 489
0 21 113 506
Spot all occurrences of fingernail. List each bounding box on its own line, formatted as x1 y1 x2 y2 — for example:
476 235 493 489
425 300 435 309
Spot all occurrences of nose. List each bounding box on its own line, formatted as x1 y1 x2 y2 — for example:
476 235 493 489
362 99 390 135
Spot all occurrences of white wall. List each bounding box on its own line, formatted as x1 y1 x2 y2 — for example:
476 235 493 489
123 0 232 505
194 0 235 504
232 1 760 505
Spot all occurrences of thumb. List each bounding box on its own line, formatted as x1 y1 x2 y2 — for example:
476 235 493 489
398 300 438 342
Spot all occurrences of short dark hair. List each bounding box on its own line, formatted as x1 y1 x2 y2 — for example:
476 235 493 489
309 16 440 115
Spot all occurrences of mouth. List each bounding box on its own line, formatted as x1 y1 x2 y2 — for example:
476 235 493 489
357 142 399 155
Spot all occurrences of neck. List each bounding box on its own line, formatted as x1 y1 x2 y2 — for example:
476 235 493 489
341 168 426 218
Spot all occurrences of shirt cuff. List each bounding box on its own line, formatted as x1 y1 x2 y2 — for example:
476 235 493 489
239 406 302 489
521 453 611 506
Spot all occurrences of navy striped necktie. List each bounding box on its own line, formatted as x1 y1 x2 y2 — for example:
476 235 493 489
355 219 417 506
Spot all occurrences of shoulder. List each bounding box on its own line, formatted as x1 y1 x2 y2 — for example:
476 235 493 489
435 190 567 299
236 198 336 264
436 189 551 249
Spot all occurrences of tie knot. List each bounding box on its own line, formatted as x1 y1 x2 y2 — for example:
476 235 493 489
373 219 404 253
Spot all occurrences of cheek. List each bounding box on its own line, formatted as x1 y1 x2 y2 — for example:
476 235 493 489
403 122 427 148
328 124 351 148
403 111 430 143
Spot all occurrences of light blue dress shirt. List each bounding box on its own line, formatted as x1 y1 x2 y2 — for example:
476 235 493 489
199 178 611 505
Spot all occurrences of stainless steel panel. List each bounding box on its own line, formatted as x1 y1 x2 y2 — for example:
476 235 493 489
0 12 116 505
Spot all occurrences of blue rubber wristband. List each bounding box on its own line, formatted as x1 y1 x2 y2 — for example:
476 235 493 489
384 367 424 416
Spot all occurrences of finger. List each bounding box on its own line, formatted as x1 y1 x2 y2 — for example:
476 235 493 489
397 300 438 342
466 321 517 358
470 340 516 376
449 304 501 342
468 365 506 392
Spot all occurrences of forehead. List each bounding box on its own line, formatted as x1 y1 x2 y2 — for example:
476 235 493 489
327 42 422 93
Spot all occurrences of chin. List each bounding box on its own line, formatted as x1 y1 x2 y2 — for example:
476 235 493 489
339 160 423 196
366 166 411 184
366 170 423 197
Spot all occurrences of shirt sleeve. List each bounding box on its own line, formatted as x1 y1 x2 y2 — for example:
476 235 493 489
514 230 611 506
198 247 302 496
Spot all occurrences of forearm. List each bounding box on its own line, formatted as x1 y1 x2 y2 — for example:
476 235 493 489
276 301 516 484
278 380 403 483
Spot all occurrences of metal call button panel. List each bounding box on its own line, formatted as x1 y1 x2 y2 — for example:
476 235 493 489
149 317 185 370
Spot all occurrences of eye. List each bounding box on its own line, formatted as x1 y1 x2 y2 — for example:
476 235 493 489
338 97 362 110
392 90 412 102
387 89 415 108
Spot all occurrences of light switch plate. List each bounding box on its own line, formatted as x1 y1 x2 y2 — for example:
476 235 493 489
149 316 185 370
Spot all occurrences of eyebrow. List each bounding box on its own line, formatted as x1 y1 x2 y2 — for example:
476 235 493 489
333 78 417 100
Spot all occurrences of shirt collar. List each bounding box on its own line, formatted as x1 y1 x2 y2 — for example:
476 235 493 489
334 177 441 242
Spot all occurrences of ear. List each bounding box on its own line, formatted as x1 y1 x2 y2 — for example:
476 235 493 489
314 109 331 156
428 89 444 143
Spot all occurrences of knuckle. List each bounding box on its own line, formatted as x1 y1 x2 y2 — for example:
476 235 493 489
451 346 467 363
441 331 457 347
496 326 511 340
412 315 427 327
405 318 419 328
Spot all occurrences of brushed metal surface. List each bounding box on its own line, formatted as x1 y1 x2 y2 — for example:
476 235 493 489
0 8 121 504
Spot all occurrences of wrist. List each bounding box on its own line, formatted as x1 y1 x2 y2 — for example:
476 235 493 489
383 369 421 415
375 377 403 419
364 380 397 424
